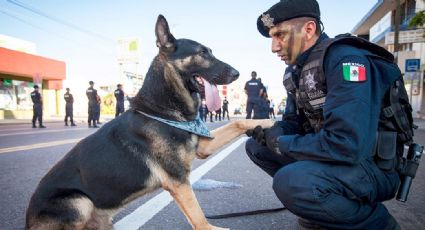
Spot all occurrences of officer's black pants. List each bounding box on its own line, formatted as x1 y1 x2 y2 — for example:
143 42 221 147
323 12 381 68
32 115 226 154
245 138 400 230
32 104 43 125
88 103 97 125
65 104 74 124
115 102 124 118
222 108 229 120
215 109 221 121
246 97 259 119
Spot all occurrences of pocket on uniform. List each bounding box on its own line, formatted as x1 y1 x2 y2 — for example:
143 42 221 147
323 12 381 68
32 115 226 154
312 164 374 221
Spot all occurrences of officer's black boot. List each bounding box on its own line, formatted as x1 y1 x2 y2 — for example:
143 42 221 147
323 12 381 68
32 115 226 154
32 122 36 128
65 121 68 126
39 124 46 128
71 122 77 127
385 214 401 230
88 121 92 128
92 121 99 128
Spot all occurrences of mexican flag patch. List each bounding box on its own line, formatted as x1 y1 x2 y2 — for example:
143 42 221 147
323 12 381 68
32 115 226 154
342 63 366 82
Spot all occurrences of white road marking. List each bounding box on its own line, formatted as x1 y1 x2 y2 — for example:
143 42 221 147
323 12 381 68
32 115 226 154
114 137 248 230
0 138 82 154
0 127 87 137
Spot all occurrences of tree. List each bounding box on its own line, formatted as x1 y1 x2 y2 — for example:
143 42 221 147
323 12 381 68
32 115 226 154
409 0 425 37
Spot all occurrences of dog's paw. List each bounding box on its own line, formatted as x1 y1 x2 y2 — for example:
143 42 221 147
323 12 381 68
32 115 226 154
256 119 274 129
238 119 275 130
195 152 209 159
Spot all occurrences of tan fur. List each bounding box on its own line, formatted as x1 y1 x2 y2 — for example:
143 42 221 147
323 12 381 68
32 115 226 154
161 118 274 230
197 119 274 159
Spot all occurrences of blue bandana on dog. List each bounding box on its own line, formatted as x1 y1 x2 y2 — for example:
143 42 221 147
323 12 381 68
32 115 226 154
136 110 213 139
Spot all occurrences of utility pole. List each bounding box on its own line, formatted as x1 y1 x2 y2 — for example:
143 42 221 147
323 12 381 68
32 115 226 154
393 0 401 64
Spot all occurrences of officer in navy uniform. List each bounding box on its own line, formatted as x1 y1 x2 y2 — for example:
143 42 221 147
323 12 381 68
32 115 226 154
86 81 99 128
64 88 76 126
114 84 125 118
222 97 230 120
30 85 46 128
246 0 401 229
244 71 264 119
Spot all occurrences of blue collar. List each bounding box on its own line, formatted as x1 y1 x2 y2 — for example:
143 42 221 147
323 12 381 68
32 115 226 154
136 110 213 139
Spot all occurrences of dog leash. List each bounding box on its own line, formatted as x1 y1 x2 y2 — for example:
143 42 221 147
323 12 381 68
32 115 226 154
206 206 287 219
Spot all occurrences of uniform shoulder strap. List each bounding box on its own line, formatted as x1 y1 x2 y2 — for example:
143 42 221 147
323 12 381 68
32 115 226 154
307 33 395 74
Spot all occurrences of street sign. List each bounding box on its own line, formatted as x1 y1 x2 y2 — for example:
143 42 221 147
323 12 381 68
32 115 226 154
405 59 421 72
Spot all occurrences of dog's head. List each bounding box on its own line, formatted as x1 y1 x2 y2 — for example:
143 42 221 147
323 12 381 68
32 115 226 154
155 15 239 94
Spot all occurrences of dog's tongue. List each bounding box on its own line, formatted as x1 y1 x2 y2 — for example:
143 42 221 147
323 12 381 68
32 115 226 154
202 78 221 112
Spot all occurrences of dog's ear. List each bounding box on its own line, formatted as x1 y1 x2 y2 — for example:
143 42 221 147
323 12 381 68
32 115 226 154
155 15 176 53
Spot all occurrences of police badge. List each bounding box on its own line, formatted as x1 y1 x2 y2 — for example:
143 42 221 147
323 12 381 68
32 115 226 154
261 13 275 28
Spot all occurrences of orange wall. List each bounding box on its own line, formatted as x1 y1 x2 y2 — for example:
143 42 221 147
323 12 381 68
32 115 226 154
0 47 65 80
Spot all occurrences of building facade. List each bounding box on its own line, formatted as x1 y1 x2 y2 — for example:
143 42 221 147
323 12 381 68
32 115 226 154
0 35 66 119
352 0 425 117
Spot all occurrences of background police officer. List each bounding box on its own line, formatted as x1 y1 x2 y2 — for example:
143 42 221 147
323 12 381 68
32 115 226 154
222 97 230 120
30 85 46 128
244 71 263 119
86 81 98 128
246 0 401 229
114 84 125 118
64 88 76 126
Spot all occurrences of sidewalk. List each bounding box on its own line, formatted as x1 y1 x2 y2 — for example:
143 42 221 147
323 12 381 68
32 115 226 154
0 114 115 126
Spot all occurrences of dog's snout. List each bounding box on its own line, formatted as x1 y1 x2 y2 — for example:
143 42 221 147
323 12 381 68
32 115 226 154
231 69 239 80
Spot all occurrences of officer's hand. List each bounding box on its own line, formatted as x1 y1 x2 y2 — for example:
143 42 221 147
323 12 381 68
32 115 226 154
264 126 283 154
246 125 266 145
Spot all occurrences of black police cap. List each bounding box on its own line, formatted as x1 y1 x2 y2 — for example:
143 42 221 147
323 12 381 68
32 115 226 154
89 81 94 84
33 85 39 89
257 0 321 38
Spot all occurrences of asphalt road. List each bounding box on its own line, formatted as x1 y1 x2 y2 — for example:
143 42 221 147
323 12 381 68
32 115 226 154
1 118 424 230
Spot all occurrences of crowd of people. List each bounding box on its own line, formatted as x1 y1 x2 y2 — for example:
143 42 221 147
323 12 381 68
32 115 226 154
31 76 279 129
244 71 276 120
30 81 127 128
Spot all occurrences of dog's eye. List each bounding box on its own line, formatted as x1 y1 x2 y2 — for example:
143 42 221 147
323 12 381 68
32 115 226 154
199 48 209 55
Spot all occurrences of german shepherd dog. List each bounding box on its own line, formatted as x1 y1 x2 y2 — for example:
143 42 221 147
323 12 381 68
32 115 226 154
26 15 273 230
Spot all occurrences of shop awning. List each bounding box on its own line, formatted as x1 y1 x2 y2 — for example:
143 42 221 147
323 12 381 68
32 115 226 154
0 47 66 88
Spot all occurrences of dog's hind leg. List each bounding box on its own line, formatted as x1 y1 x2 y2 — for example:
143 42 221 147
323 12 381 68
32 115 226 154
163 182 228 230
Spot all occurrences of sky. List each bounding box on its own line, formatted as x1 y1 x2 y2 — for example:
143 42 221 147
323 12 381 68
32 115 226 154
0 0 377 102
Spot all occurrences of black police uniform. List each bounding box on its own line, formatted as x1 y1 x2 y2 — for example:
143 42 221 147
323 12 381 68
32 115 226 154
222 99 230 120
244 78 263 119
246 32 401 229
31 89 44 128
114 88 125 117
86 86 98 127
199 103 208 122
64 92 75 126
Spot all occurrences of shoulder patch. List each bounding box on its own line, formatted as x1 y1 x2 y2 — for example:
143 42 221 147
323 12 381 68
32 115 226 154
342 63 366 82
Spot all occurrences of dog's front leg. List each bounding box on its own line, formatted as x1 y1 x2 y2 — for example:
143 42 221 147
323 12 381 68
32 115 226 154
197 119 274 159
163 182 228 230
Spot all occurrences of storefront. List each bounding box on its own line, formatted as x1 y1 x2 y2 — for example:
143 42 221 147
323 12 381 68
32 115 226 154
0 47 66 119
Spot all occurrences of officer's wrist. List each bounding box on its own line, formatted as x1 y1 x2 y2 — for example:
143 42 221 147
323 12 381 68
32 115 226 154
277 135 296 154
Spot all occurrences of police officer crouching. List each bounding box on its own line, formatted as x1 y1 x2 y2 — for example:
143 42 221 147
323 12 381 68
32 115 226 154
114 84 125 118
86 81 99 128
30 85 46 128
64 88 76 126
245 0 403 229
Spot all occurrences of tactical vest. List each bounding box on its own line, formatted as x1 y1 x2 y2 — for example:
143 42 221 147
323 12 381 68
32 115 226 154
284 34 409 134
